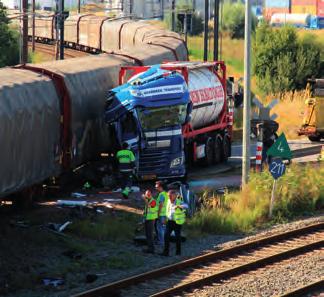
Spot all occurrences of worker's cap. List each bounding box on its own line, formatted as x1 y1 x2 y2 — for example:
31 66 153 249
167 189 178 197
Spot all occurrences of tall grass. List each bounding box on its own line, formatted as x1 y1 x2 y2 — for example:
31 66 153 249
68 212 139 242
188 163 324 235
265 90 307 139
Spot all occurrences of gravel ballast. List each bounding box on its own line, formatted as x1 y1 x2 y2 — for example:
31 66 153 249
188 249 323 297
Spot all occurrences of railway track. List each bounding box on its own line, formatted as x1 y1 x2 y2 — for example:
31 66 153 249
280 278 324 297
72 222 323 297
29 42 89 59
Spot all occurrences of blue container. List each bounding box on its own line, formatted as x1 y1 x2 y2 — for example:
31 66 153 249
318 17 324 29
265 0 290 8
310 16 324 29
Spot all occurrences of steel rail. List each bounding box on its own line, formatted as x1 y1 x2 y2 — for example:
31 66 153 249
71 222 323 297
279 278 324 297
151 239 323 297
30 42 88 58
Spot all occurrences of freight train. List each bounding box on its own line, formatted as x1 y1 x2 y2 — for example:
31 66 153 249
29 13 187 60
0 18 188 202
104 62 234 180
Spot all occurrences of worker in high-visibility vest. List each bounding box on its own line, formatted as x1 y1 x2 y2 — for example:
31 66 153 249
160 189 188 256
116 142 136 199
155 181 169 247
142 189 158 254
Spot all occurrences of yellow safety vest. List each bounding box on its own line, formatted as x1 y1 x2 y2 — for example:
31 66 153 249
167 198 186 225
157 191 169 217
144 197 158 220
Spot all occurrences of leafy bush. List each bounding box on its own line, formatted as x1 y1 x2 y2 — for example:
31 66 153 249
221 2 257 39
0 1 19 67
188 164 324 235
253 24 322 96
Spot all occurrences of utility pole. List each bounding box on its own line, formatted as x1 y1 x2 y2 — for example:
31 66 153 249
203 0 208 61
213 0 219 61
161 0 164 19
171 0 175 31
78 0 81 13
59 0 65 60
184 12 187 45
32 0 35 52
22 0 28 64
242 0 252 185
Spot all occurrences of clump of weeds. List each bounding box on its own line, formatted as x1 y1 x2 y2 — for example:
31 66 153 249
188 163 324 235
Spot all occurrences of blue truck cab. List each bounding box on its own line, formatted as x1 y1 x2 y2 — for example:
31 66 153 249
104 65 190 180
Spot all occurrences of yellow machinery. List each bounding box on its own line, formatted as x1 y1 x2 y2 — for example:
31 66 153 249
298 79 324 142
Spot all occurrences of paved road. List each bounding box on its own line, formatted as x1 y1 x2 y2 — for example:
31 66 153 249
188 139 322 192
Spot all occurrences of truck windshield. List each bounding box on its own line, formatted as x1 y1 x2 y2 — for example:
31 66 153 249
137 104 187 130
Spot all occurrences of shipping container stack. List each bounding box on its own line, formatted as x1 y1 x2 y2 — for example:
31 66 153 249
292 0 316 15
264 0 291 20
318 0 324 16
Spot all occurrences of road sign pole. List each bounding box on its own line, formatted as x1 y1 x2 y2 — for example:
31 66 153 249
255 123 263 172
242 0 252 185
269 179 277 218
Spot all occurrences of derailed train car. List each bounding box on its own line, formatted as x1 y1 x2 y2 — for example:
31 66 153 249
1 20 187 201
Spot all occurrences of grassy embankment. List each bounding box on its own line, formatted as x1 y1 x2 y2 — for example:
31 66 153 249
188 163 324 235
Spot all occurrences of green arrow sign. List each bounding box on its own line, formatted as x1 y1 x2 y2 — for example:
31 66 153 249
267 133 292 160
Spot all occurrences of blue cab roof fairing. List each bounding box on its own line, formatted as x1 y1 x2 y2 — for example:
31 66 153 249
104 66 190 123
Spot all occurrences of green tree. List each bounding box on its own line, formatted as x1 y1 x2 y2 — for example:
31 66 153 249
221 2 257 39
253 24 322 96
0 1 19 67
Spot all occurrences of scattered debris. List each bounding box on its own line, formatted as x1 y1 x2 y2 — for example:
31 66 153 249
42 278 64 287
47 221 72 233
103 198 122 202
113 186 139 193
83 182 92 189
131 186 140 192
9 220 29 228
57 200 87 207
85 273 107 283
62 250 82 260
71 192 87 198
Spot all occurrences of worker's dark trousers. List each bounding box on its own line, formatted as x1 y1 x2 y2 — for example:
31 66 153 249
119 171 132 189
145 219 155 252
164 220 182 255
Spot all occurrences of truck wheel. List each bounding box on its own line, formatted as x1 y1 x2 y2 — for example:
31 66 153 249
204 138 214 166
222 136 231 162
308 135 321 142
213 136 222 164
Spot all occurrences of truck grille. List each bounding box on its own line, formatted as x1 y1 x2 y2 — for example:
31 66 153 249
138 149 169 175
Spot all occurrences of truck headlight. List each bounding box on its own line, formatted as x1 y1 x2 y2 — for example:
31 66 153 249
170 157 183 168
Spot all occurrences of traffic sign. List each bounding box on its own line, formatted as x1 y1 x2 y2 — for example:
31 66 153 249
266 133 292 160
269 158 286 179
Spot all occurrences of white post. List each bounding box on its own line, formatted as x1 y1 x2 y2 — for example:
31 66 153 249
242 0 252 185
269 179 277 218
